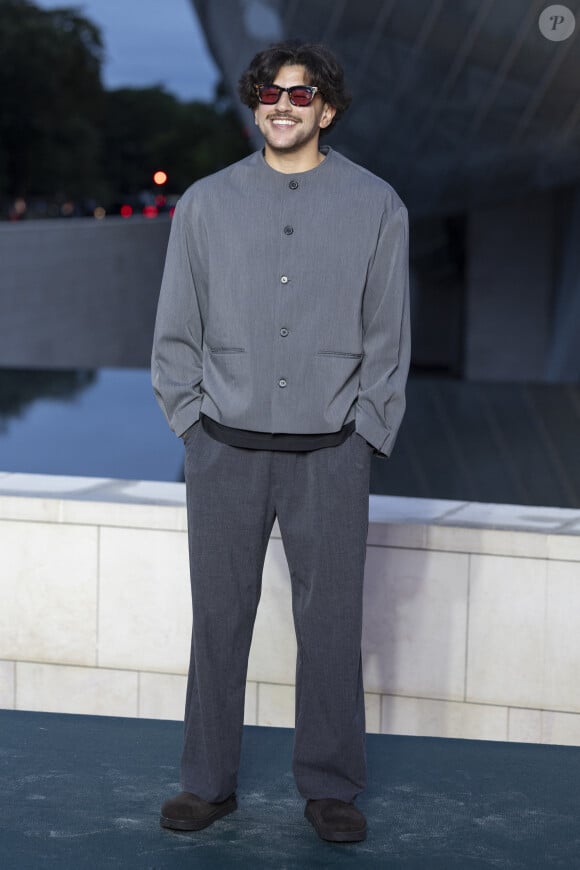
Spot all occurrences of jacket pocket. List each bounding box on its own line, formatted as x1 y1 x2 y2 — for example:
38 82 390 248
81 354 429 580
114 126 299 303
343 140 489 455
315 351 363 359
207 346 246 354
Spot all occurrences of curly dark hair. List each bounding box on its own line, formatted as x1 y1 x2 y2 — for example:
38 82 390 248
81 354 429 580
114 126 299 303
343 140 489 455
238 40 351 135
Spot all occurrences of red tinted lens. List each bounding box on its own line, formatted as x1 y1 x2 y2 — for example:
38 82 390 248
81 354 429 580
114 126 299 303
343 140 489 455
289 87 314 106
258 86 281 104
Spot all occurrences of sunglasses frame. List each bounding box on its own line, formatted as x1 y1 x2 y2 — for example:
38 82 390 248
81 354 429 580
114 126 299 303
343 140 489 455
254 84 320 107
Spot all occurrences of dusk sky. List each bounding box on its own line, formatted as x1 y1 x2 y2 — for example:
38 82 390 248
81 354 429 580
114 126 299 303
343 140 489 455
34 0 220 101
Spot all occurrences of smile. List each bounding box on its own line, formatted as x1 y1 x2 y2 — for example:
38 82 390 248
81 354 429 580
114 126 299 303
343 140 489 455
270 118 298 127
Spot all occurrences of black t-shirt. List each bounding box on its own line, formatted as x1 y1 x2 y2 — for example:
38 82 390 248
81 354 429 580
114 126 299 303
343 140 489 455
200 413 355 452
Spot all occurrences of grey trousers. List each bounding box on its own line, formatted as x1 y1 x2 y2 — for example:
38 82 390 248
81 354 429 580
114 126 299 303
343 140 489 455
181 420 373 803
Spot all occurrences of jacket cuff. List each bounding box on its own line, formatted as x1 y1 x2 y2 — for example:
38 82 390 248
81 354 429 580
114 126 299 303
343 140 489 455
172 401 202 438
355 405 393 457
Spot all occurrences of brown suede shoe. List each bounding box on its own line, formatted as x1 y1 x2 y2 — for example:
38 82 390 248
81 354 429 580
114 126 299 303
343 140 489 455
305 798 367 842
160 791 237 831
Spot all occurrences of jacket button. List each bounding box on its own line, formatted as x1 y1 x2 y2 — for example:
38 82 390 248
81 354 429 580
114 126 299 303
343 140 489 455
280 276 289 284
289 180 299 189
280 328 289 337
278 378 287 388
283 225 294 235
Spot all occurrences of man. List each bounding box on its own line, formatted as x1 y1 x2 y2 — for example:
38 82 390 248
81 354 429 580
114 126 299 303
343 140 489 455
152 41 410 843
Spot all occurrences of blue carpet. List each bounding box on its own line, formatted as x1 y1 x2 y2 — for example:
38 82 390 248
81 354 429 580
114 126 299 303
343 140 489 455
1 710 579 868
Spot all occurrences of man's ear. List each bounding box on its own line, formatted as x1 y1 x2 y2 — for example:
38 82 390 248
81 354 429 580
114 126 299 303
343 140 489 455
319 103 337 129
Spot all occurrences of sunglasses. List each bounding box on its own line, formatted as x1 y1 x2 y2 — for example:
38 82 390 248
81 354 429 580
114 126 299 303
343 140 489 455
254 84 319 107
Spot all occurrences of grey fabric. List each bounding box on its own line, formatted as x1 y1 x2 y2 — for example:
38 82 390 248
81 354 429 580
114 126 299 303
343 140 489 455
151 146 410 457
181 421 373 803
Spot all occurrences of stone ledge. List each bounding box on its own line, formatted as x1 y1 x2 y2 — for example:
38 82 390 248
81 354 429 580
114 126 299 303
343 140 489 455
1 471 580 746
0 473 578 560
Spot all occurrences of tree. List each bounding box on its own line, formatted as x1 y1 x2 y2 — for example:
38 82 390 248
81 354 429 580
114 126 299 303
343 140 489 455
102 86 250 199
0 0 105 201
156 98 252 192
0 1 251 212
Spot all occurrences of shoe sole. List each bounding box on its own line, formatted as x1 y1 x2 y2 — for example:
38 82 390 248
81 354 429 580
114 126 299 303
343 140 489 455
304 805 367 843
160 796 237 831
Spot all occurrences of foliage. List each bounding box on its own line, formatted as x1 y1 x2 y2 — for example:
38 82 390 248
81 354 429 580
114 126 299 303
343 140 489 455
0 0 105 200
102 87 250 200
0 0 251 213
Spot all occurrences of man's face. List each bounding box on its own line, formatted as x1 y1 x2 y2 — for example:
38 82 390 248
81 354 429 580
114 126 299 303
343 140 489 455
253 64 336 156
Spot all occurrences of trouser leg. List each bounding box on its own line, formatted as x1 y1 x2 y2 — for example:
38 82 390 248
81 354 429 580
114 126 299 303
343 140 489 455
273 430 372 802
181 422 275 801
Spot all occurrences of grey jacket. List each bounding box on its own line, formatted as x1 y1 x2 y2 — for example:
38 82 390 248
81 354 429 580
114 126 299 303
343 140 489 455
151 146 410 457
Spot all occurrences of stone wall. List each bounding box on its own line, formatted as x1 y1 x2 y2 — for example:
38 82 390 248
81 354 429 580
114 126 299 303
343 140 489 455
0 218 170 368
1 472 580 745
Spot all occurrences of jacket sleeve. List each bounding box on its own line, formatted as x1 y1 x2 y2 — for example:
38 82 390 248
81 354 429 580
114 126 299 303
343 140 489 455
151 197 205 437
355 199 411 458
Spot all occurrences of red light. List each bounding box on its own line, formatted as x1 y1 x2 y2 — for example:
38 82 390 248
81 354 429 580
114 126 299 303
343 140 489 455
169 206 176 218
143 205 158 219
155 194 166 207
120 204 133 218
